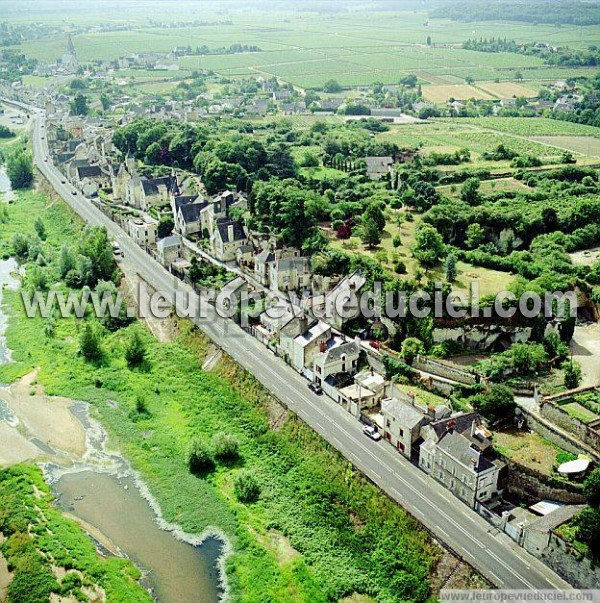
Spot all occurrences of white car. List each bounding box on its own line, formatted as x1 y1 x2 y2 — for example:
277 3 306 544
362 425 381 441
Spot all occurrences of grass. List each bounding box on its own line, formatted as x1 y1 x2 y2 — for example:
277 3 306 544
329 211 514 297
0 464 151 603
6 9 599 89
492 430 567 476
0 187 449 602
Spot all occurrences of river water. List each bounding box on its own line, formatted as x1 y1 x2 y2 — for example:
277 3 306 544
0 230 225 601
0 165 16 204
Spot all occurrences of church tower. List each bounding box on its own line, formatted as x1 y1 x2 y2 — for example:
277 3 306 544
61 34 79 74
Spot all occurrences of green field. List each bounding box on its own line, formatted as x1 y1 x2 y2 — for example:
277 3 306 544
7 9 600 90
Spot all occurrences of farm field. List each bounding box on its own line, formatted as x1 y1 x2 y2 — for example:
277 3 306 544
531 136 600 157
475 82 539 98
376 121 570 160
445 117 600 137
7 9 600 90
422 84 495 102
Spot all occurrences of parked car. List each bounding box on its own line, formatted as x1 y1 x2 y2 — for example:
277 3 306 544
308 381 323 395
369 340 381 350
362 425 382 441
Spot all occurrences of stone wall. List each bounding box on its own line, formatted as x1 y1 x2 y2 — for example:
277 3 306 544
412 355 477 385
502 458 586 505
541 533 600 589
516 407 600 463
541 400 600 452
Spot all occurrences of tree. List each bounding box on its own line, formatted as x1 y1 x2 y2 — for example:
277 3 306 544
392 234 402 248
212 433 240 463
100 92 111 111
234 471 261 503
6 149 33 189
323 79 343 93
426 35 432 46
125 330 147 367
401 337 424 364
473 384 516 422
70 93 89 116
465 223 485 249
34 217 46 241
444 253 457 282
78 226 117 286
583 468 600 507
562 359 583 389
79 323 102 362
361 215 382 248
157 217 174 239
413 223 445 267
461 177 481 205
187 438 214 474
573 507 600 559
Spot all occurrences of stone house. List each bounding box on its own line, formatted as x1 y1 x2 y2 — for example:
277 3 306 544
156 234 182 268
210 218 248 262
322 271 367 330
419 414 505 507
313 339 361 389
290 320 332 375
128 217 158 248
269 253 311 292
139 175 178 210
364 156 394 180
381 395 433 458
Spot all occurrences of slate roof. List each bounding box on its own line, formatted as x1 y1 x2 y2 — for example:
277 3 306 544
436 430 497 474
174 194 199 210
179 202 203 224
157 234 182 251
215 218 246 243
76 165 103 179
322 340 360 362
142 176 177 196
382 397 426 429
294 321 330 348
278 256 310 273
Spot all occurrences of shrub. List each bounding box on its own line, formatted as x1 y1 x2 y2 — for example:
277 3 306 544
212 432 240 463
234 471 260 503
79 323 102 362
562 360 582 389
125 330 147 367
583 468 600 507
187 438 214 474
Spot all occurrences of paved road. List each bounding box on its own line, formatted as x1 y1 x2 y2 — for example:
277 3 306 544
11 100 574 592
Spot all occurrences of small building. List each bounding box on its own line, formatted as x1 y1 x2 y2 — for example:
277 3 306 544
128 217 158 248
381 396 431 458
290 320 331 375
313 339 361 388
156 234 182 268
364 156 394 180
211 218 248 262
322 271 366 330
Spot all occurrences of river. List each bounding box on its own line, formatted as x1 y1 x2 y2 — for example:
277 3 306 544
0 252 226 602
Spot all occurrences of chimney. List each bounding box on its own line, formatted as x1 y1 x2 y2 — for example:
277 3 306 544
471 419 476 438
227 224 235 242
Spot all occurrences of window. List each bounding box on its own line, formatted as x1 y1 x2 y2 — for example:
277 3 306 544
399 428 404 437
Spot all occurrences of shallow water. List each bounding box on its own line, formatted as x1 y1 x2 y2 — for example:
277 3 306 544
46 402 226 603
54 471 223 603
0 258 18 365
